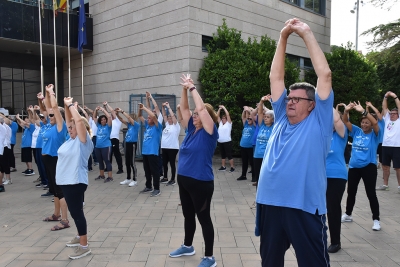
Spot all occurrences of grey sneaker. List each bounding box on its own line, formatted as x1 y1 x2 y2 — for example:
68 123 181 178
140 187 153 193
66 236 80 247
104 177 113 183
68 245 91 260
376 185 389 190
150 190 161 197
341 213 353 222
169 244 196 257
167 180 176 186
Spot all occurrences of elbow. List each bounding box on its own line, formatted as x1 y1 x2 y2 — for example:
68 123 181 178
320 68 332 82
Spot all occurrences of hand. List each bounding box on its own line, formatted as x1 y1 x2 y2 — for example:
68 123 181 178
291 18 312 38
177 104 180 109
165 102 170 109
34 105 40 110
102 101 108 106
146 91 151 99
281 18 296 39
16 114 20 119
219 105 225 109
261 95 271 102
28 105 34 111
83 105 88 109
243 106 249 111
96 106 101 111
138 103 144 110
114 107 121 112
344 102 354 112
74 101 79 109
63 97 73 106
365 101 373 108
389 92 397 98
45 84 54 94
352 101 365 113
180 73 194 89
37 92 44 99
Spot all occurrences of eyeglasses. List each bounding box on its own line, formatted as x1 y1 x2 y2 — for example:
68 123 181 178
285 97 314 104
192 112 199 117
48 114 54 117
247 118 253 121
39 116 45 119
390 112 398 115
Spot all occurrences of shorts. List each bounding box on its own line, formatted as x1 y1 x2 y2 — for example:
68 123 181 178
382 146 400 168
219 141 233 160
21 147 33 163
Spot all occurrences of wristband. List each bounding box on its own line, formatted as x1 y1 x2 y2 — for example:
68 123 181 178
68 104 74 108
189 86 196 92
362 110 368 117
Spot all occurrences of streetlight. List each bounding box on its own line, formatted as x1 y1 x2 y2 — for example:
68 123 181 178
350 0 364 51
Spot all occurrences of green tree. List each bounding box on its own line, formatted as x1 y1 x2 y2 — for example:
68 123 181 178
199 20 300 154
305 43 381 122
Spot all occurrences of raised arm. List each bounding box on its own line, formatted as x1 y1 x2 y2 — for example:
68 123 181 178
16 114 28 128
64 98 88 143
365 101 383 121
258 95 271 126
115 108 127 125
121 109 135 125
45 84 64 132
180 74 215 134
92 106 99 122
353 101 379 135
333 107 345 138
142 105 159 127
33 105 41 126
164 102 177 124
37 92 47 117
219 105 231 123
342 103 354 133
291 19 332 99
161 102 168 123
270 19 295 101
138 103 145 124
27 106 35 124
242 107 249 125
147 92 160 117
0 113 11 125
216 107 221 123
99 106 112 127
78 104 89 120
103 102 116 120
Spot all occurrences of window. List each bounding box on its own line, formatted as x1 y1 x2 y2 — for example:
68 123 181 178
282 0 325 16
286 54 313 70
202 35 213 52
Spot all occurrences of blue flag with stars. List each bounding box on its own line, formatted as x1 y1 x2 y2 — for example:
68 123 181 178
78 0 87 53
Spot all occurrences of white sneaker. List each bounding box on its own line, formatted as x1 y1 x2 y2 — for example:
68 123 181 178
120 179 130 185
341 213 353 222
376 184 389 190
129 180 137 187
372 220 381 231
3 179 12 185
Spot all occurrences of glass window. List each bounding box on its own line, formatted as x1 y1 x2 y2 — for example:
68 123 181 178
283 0 324 15
202 35 213 52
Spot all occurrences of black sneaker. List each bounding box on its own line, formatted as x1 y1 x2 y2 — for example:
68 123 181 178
248 170 252 173
140 187 153 193
116 170 123 174
150 190 161 197
218 166 226 171
41 191 53 197
160 178 169 184
35 183 42 188
167 180 176 186
22 169 29 174
25 169 35 176
229 167 235 173
42 185 49 189
237 176 247 181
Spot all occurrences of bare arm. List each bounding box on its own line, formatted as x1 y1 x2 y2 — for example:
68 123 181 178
353 101 379 135
65 98 88 143
45 84 64 132
138 104 145 124
121 110 135 125
103 102 116 120
365 101 382 121
179 86 191 128
142 105 159 127
147 92 160 117
241 108 248 125
216 108 221 123
220 105 231 123
115 108 127 125
0 113 11 125
342 103 354 133
78 105 89 120
37 92 47 117
165 102 177 124
161 102 168 123
333 107 345 138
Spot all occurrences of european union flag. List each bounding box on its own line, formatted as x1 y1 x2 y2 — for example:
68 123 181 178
78 0 87 53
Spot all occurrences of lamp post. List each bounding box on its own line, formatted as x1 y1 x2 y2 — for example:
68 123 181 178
350 0 363 51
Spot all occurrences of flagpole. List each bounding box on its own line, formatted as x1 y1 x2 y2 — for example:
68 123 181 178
67 0 71 96
53 1 58 93
81 53 84 106
38 0 44 93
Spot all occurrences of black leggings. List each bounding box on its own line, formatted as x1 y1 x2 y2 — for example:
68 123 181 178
143 155 160 190
240 147 253 177
162 148 179 180
95 147 112 171
110 138 123 171
178 174 214 256
42 155 64 199
253 158 263 183
0 147 11 174
125 142 137 180
60 184 88 236
345 163 380 221
326 178 347 245
10 144 15 168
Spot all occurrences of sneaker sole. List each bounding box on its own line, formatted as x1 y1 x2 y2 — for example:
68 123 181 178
150 193 161 197
169 250 196 258
69 249 92 259
372 228 381 231
161 181 169 184
25 173 35 176
66 243 81 247
341 219 352 222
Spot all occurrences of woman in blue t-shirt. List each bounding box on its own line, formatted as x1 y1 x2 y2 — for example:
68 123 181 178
168 74 219 267
253 95 274 188
92 106 113 182
116 108 140 187
237 106 256 181
325 106 348 253
15 113 35 175
341 101 382 232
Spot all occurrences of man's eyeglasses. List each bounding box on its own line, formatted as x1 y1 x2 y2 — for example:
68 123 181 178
247 118 253 121
390 112 398 115
48 114 54 117
285 97 314 104
39 116 45 119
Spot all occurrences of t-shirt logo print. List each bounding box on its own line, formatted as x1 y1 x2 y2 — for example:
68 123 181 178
387 122 394 131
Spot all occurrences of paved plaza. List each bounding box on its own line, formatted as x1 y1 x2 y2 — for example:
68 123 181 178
1 150 400 267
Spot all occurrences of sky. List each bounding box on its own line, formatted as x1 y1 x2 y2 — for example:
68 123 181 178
331 0 400 54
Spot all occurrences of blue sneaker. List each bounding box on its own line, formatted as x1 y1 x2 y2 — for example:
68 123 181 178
169 245 195 258
198 256 217 267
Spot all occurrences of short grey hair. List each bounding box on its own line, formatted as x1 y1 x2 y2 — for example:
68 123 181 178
265 110 274 119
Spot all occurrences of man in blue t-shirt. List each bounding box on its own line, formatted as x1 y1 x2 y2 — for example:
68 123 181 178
255 19 333 267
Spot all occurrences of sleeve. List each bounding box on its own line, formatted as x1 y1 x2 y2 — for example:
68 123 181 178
315 90 334 137
349 124 360 138
271 89 288 121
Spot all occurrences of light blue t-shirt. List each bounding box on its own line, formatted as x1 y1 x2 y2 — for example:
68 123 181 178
42 123 67 156
252 114 259 146
125 121 140 143
178 117 219 181
95 123 112 148
239 121 255 148
10 122 18 145
21 124 35 148
142 121 162 155
256 89 334 215
326 129 348 180
349 124 382 168
378 119 385 143
56 132 94 185
36 119 51 149
254 121 274 158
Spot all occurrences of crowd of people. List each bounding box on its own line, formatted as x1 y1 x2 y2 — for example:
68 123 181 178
0 18 400 267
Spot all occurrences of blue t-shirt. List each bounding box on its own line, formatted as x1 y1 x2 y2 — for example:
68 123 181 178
125 121 140 143
239 121 255 148
10 122 18 145
178 117 219 181
252 115 259 146
142 121 162 155
96 123 112 148
21 124 35 148
42 123 67 156
36 119 51 149
326 129 348 180
349 124 382 168
256 89 334 215
378 119 385 143
254 121 274 158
